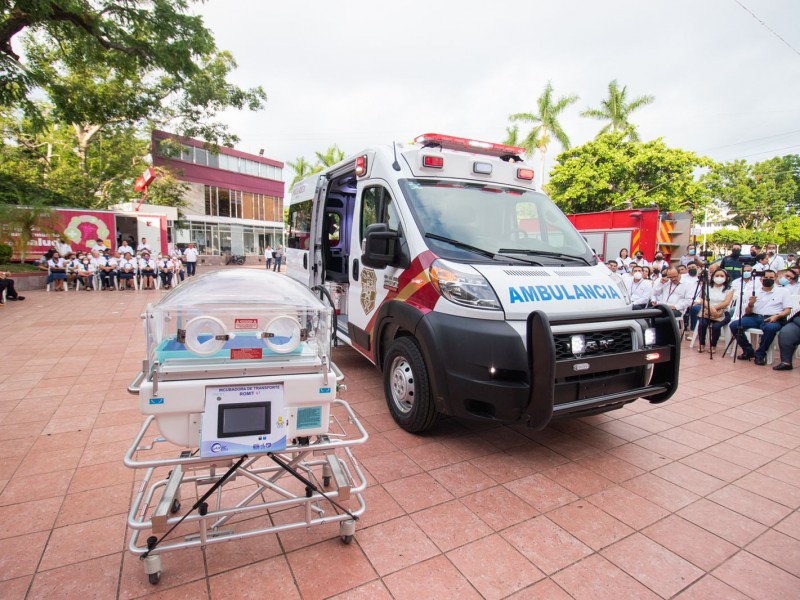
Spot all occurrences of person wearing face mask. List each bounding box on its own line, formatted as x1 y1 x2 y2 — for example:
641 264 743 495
720 243 745 280
778 269 799 290
627 265 653 309
682 264 703 337
631 250 649 268
694 270 734 353
650 252 667 273
76 256 96 290
773 296 800 371
680 244 699 267
764 244 786 272
729 270 792 365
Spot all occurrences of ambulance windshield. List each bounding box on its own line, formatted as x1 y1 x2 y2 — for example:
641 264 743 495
399 180 595 265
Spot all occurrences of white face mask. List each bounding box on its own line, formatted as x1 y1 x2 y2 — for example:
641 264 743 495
713 276 726 284
633 272 643 281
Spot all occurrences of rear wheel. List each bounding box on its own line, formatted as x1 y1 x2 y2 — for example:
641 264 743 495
383 337 437 432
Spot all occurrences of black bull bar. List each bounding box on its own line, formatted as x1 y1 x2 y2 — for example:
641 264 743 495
525 303 680 430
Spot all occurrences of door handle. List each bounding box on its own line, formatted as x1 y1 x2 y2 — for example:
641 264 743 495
353 259 359 281
303 254 307 270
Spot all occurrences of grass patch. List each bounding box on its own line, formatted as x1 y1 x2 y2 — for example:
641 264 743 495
0 263 42 273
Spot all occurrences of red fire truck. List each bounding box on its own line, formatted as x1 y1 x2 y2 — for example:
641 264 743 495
566 208 692 263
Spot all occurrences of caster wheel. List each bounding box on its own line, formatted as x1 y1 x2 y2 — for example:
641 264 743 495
323 476 331 488
341 535 353 545
148 572 161 585
170 499 181 514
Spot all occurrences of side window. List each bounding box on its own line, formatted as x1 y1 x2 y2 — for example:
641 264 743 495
288 200 312 249
360 186 399 240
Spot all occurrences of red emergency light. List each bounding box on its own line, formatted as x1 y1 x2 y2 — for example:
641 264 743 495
355 155 367 176
516 168 535 181
422 155 444 168
415 133 526 158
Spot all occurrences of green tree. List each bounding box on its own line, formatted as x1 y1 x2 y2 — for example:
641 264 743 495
581 80 654 142
702 160 795 230
547 132 711 214
0 201 60 261
287 156 314 187
509 82 578 181
313 145 345 172
502 124 521 147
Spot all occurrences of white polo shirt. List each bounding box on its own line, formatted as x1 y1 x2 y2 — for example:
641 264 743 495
750 286 791 316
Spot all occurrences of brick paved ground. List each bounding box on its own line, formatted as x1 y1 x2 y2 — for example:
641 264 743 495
0 269 798 599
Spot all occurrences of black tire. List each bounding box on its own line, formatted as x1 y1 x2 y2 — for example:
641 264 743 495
383 337 437 433
170 499 181 514
322 476 331 488
148 572 161 585
341 535 353 544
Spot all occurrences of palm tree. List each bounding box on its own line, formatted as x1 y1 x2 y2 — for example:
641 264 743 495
582 80 654 142
287 156 313 187
313 145 345 171
502 125 521 147
0 202 60 263
509 82 578 184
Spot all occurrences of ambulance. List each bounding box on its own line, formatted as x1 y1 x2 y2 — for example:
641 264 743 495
287 133 680 433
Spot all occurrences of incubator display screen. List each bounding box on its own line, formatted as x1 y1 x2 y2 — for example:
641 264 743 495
218 403 271 438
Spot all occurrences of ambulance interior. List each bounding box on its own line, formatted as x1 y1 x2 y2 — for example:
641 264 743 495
322 172 357 332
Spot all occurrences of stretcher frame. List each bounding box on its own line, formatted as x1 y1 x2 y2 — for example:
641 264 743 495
123 399 368 585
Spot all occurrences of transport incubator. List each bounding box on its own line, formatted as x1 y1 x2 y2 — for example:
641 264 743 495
124 270 367 585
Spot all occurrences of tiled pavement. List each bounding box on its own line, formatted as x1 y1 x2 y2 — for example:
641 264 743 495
0 273 798 599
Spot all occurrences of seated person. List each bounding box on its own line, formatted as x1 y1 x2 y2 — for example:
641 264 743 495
729 270 791 365
118 252 137 290
693 269 734 353
626 265 653 310
0 271 25 303
47 252 68 291
98 250 118 290
138 252 156 290
773 299 800 371
76 256 96 291
650 267 694 318
159 255 174 289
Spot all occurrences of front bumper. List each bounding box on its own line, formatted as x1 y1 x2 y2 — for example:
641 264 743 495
414 304 680 428
525 304 680 429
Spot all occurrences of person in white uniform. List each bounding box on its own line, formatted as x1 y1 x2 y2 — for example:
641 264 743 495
694 269 734 353
182 244 198 277
627 265 653 310
650 267 694 318
729 270 792 365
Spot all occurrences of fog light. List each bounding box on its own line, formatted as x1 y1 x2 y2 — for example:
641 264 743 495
570 334 586 355
644 327 656 346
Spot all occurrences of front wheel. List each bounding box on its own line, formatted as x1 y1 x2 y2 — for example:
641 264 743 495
383 337 437 433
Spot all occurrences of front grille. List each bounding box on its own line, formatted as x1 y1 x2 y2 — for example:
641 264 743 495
553 328 633 360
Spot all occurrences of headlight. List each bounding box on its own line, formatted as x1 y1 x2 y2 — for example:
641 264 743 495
570 334 586 355
429 260 501 310
644 327 656 346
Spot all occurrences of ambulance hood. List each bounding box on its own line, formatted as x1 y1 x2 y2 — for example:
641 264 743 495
472 264 630 320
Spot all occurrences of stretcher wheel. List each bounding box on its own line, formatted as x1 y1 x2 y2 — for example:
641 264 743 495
148 572 161 585
341 535 353 545
170 499 181 514
323 476 331 487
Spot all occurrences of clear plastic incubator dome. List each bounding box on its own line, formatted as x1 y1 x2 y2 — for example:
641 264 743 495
143 270 332 380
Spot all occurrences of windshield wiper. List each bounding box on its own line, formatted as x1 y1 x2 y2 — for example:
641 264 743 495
425 233 497 259
425 233 538 264
497 248 592 266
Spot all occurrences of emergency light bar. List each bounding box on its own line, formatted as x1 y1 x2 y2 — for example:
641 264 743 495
415 133 526 158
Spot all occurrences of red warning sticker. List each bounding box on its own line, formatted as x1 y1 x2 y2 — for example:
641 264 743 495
235 318 259 330
231 348 263 360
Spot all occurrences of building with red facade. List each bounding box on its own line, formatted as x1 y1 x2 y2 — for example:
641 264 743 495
151 130 284 258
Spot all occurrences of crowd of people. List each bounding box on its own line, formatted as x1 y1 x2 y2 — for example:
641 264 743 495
605 243 800 371
38 238 199 292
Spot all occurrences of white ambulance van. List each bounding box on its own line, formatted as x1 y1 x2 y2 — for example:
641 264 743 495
287 133 680 432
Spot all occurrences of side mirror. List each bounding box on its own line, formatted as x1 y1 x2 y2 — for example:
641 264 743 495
362 223 398 269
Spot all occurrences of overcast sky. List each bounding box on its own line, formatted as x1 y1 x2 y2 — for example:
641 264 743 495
195 0 800 189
